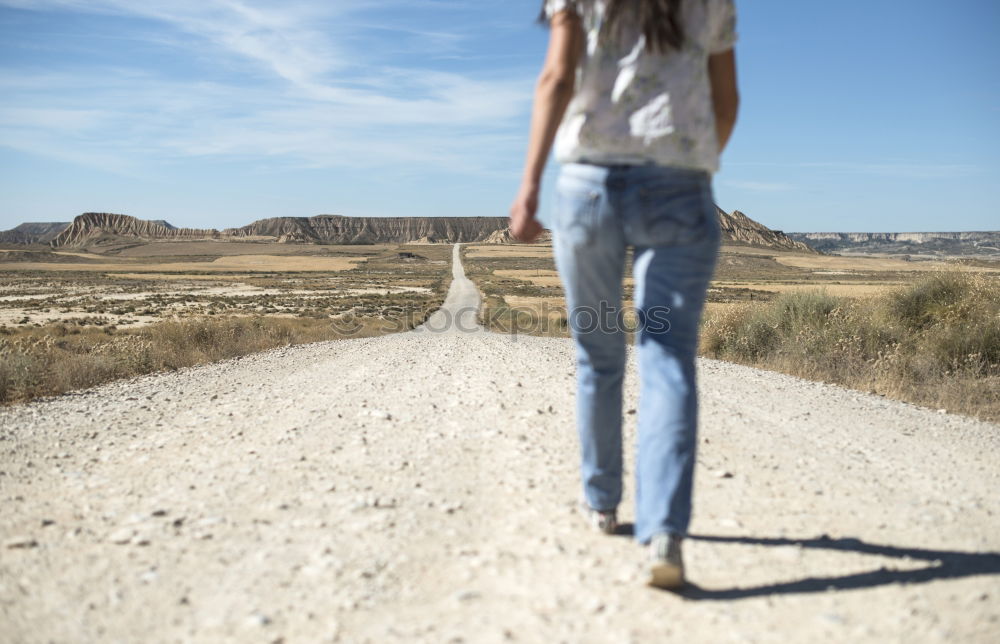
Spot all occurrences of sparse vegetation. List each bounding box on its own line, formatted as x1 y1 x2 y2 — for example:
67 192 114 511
464 248 568 336
463 244 1000 422
0 310 442 405
478 293 569 337
700 272 1000 422
0 243 452 404
4 240 999 421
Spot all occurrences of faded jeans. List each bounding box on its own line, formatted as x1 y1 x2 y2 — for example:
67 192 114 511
552 162 721 544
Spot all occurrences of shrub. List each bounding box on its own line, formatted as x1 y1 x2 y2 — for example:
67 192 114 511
700 272 1000 422
0 315 396 405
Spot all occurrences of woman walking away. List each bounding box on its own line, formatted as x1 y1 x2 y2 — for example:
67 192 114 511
510 0 739 589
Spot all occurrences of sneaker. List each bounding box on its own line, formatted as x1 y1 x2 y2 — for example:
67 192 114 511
579 502 618 535
648 533 685 589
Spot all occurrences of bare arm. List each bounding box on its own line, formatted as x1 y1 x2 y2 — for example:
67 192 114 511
708 49 739 153
510 10 583 243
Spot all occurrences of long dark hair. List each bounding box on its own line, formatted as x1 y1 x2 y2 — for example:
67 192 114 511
539 0 685 53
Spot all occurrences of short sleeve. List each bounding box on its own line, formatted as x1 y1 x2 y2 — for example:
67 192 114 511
544 0 578 20
708 0 738 54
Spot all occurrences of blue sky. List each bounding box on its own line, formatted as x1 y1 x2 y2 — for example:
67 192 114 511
0 0 997 233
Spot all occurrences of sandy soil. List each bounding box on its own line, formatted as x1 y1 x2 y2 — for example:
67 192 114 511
773 254 1000 273
500 296 639 326
493 269 638 290
493 270 565 287
464 245 556 259
112 274 261 281
2 245 998 643
113 243 397 258
503 295 569 314
0 282 431 328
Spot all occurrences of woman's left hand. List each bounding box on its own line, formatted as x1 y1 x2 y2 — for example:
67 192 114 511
510 184 545 243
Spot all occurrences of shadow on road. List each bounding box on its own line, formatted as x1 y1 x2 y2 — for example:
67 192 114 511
612 527 1000 600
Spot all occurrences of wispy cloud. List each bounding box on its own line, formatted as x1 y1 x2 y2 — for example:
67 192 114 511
0 0 533 175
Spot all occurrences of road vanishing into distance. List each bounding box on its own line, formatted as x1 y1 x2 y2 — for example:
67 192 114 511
3 244 998 642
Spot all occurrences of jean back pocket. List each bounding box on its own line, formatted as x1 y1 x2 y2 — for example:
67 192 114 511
636 183 716 247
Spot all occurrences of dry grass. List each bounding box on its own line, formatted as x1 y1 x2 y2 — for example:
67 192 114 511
478 294 569 337
0 312 436 405
113 273 261 281
503 295 567 311
0 244 451 330
711 281 908 297
464 244 556 259
773 254 1000 273
201 255 364 271
113 242 397 257
700 272 1000 422
717 244 790 256
492 270 564 288
465 244 1000 422
0 243 453 404
492 269 631 289
704 302 742 316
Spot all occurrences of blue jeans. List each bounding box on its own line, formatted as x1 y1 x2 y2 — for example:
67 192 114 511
552 162 721 544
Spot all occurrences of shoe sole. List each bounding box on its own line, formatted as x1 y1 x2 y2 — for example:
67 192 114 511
648 562 684 589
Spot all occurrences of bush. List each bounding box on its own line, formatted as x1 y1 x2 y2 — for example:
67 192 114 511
0 315 393 405
889 272 972 331
700 272 1000 422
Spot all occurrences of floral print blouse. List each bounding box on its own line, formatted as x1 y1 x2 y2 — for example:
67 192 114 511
543 0 737 173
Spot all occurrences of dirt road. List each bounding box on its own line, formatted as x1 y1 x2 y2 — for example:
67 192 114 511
2 245 998 642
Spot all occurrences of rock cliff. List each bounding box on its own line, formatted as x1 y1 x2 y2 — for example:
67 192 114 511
0 222 70 245
224 215 510 244
39 213 511 248
482 228 552 244
49 213 218 248
717 208 816 252
786 231 1000 257
2 209 817 253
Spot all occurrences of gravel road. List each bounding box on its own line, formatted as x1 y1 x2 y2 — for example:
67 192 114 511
2 245 998 643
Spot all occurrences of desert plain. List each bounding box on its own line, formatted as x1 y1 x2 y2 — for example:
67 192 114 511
1 237 998 643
